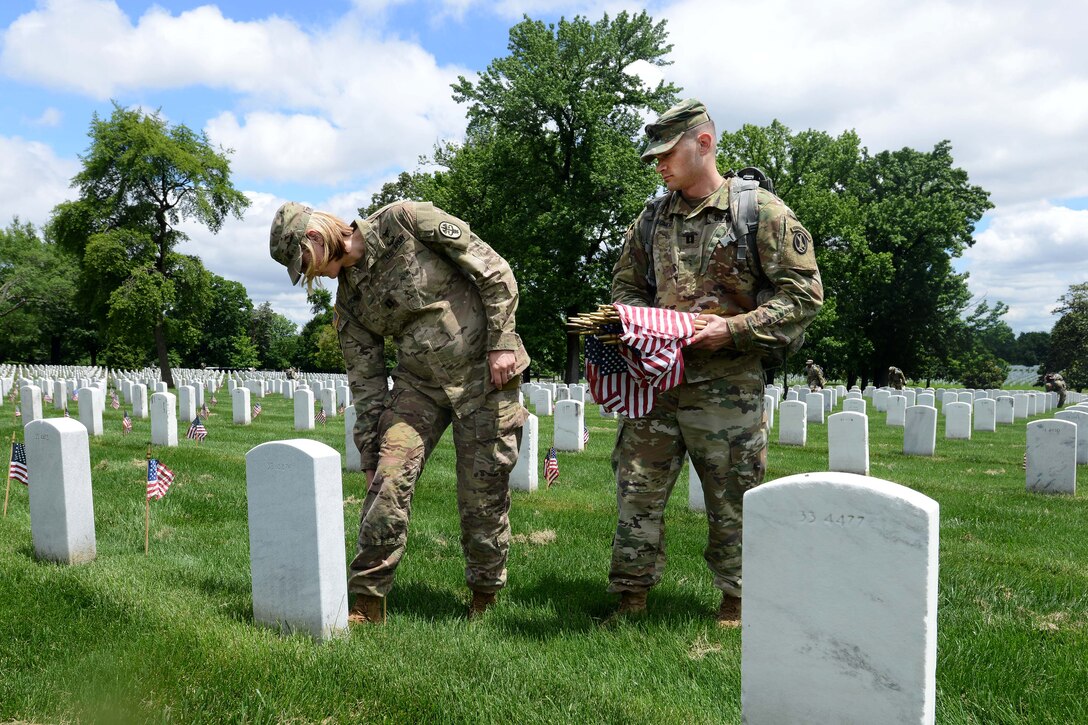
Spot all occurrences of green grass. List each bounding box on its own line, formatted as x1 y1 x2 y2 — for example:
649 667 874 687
1 394 1086 724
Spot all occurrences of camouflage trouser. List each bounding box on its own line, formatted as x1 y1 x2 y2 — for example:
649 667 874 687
348 384 525 597
608 362 767 598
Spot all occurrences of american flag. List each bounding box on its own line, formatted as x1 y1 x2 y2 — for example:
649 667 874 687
110 392 120 410
337 403 346 415
583 425 590 445
252 402 262 418
146 459 175 500
200 402 210 419
72 391 79 402
211 394 218 406
585 303 697 419
122 410 132 434
186 417 207 442
8 441 28 485
544 446 559 486
14 409 21 418
317 406 327 425
43 393 52 403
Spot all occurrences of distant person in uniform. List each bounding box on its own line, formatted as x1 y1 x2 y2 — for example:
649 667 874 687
805 359 826 391
1044 372 1067 407
269 200 529 623
888 366 906 390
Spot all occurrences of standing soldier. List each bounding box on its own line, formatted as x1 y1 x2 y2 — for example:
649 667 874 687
888 366 906 390
269 200 529 623
1044 372 1067 407
607 99 823 626
805 359 826 391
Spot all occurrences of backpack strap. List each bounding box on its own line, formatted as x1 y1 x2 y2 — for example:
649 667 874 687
638 195 669 296
729 175 764 280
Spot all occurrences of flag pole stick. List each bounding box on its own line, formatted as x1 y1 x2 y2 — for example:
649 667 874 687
3 432 14 517
145 443 152 556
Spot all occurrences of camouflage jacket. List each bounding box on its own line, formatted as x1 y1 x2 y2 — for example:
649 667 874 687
336 201 529 469
806 365 826 387
612 181 823 383
889 369 906 388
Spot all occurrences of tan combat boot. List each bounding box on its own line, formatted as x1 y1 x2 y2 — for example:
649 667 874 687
602 590 648 626
348 594 386 625
717 593 742 628
468 590 497 620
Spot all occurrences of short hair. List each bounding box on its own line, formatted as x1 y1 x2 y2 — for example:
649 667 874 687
682 119 717 145
300 211 353 291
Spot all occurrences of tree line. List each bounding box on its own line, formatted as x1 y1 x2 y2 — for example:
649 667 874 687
0 11 1082 389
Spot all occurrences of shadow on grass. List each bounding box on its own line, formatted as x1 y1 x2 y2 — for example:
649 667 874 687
387 579 470 622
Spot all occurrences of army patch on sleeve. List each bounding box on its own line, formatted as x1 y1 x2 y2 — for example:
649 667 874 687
792 230 810 255
438 221 462 239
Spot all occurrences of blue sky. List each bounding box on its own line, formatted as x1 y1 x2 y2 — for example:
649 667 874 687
2 0 1087 333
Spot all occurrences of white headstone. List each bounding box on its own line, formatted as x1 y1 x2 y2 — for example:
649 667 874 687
150 392 178 447
555 387 570 402
569 386 585 403
337 385 350 408
20 384 43 422
283 380 296 399
842 397 866 415
688 457 704 512
944 402 971 440
553 400 585 451
1054 410 1088 465
996 396 1015 425
52 380 67 410
178 385 197 423
786 389 799 402
902 389 917 407
344 406 361 471
295 388 315 431
779 400 807 446
903 405 937 456
1013 395 1028 420
873 389 890 412
26 418 97 565
973 398 996 432
77 387 103 436
246 439 348 641
828 411 869 475
532 389 553 417
233 387 252 425
886 395 907 427
764 394 775 430
132 384 149 419
1025 419 1076 495
320 388 337 418
742 472 938 725
805 393 825 424
509 414 539 491
820 388 834 413
917 392 935 408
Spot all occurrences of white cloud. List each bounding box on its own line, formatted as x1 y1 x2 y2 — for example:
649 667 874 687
26 107 63 127
0 135 78 229
962 202 1088 332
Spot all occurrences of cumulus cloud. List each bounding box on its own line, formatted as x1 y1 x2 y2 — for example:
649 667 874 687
0 135 78 229
26 107 63 127
961 202 1088 331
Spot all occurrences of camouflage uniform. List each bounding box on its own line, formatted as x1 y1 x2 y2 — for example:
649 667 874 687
888 367 906 390
609 101 824 598
272 200 529 598
1045 373 1067 407
805 361 826 391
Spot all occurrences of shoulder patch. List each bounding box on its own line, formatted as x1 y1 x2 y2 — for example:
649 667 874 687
792 229 810 255
438 221 462 239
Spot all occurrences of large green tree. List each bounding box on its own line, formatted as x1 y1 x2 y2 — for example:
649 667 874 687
718 124 991 387
430 12 677 380
250 301 298 371
51 103 249 384
1046 282 1088 390
192 275 259 369
0 219 92 363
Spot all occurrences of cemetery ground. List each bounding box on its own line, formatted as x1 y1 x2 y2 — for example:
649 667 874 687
1 394 1086 724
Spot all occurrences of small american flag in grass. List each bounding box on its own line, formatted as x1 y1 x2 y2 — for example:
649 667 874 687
146 459 175 500
8 441 28 486
544 446 559 487
186 418 207 442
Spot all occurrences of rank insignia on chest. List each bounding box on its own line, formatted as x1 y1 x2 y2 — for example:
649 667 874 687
682 230 698 245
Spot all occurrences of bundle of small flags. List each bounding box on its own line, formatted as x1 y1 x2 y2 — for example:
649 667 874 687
146 459 176 500
186 417 207 442
8 441 28 486
544 446 559 487
252 402 262 418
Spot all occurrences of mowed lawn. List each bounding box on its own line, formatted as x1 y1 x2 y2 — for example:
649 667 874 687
1 391 1086 724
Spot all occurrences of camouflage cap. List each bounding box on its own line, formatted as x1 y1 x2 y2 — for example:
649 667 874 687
805 359 814 365
640 99 711 161
269 201 313 284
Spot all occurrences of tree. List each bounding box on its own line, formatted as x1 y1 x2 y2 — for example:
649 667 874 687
1046 282 1088 390
250 301 298 370
193 275 258 368
1011 331 1050 366
0 219 92 363
51 103 249 384
718 124 991 387
295 288 337 372
432 12 677 380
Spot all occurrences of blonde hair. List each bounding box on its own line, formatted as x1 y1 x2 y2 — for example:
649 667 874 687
300 211 353 291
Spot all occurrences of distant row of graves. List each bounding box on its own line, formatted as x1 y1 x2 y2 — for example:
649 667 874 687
3 365 1086 724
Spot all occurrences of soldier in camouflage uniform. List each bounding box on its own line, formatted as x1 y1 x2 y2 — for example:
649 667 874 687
888 366 906 390
608 99 823 626
269 200 529 623
805 359 826 391
1044 373 1066 407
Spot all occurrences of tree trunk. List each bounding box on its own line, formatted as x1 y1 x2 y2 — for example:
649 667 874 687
154 322 174 388
565 330 580 384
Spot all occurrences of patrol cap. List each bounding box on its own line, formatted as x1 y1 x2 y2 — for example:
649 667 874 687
640 99 712 161
269 201 313 284
805 359 813 365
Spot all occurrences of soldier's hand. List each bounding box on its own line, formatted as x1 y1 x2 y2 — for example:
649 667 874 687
687 314 732 351
488 350 518 387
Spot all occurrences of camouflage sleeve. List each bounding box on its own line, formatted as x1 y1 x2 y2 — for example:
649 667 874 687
335 303 388 471
410 203 521 351
726 190 824 353
610 210 655 307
